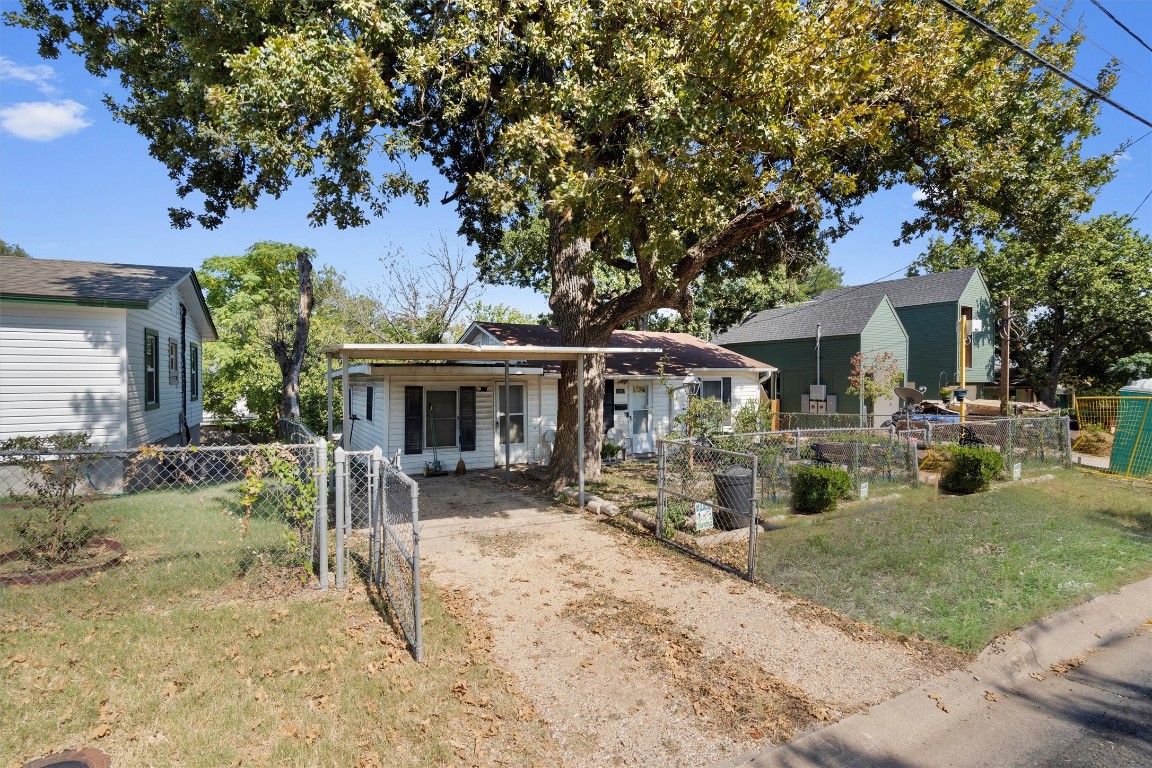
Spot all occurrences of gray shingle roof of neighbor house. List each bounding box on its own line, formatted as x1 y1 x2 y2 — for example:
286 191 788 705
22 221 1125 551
814 266 980 308
712 292 892 344
475 322 776 376
712 267 981 345
0 255 218 339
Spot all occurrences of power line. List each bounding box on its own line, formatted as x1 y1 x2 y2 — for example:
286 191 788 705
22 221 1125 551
1089 0 1152 54
1034 2 1140 77
931 0 1152 130
1132 189 1152 217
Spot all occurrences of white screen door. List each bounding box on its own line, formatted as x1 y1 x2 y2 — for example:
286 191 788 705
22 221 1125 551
630 383 653 454
496 384 527 465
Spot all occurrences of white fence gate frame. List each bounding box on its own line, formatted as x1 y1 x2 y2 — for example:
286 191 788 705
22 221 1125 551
332 447 423 662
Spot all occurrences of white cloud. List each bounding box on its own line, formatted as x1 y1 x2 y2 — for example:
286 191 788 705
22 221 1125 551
0 100 92 141
911 189 928 202
1113 151 1133 162
0 56 58 95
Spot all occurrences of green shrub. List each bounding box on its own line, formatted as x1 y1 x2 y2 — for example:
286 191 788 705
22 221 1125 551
791 465 851 514
939 446 1003 494
601 441 623 461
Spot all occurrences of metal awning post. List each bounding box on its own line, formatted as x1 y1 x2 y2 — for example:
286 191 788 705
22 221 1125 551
578 353 585 509
504 360 511 484
326 354 334 439
341 352 350 448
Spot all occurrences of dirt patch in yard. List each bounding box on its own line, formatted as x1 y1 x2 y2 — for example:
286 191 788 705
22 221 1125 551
418 471 968 767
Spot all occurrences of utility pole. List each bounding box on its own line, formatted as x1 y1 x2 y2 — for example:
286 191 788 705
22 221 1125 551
1000 296 1011 417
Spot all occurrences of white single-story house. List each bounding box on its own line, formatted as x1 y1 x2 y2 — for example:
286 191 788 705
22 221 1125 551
339 322 777 475
0 256 217 448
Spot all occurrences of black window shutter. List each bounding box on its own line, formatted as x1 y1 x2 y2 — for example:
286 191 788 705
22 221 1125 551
404 387 423 454
459 387 477 451
603 379 615 433
722 377 732 405
366 386 374 422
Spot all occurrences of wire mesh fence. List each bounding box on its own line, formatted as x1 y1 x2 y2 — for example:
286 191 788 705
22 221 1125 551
711 428 920 508
0 442 322 628
1072 396 1152 480
657 439 759 581
916 416 1071 473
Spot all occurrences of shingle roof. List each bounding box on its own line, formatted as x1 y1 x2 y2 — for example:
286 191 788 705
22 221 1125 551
474 322 776 376
0 256 193 307
712 292 891 345
813 267 979 308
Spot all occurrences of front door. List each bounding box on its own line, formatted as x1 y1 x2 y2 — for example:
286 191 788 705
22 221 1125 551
629 383 653 454
495 383 528 465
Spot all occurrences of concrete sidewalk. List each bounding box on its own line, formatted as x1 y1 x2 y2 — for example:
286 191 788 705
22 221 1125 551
715 577 1152 768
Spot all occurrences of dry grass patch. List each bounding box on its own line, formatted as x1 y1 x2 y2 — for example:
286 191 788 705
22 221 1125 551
1 580 560 768
562 591 827 743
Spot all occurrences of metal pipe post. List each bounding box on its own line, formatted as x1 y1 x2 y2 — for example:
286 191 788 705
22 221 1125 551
371 446 383 586
326 354 334 439
655 440 665 540
748 454 759 582
505 360 511 484
341 353 350 448
410 479 424 664
578 353 585 510
334 447 346 590
316 436 329 591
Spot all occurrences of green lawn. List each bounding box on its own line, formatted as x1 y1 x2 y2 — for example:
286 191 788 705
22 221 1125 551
1 484 561 767
755 470 1152 651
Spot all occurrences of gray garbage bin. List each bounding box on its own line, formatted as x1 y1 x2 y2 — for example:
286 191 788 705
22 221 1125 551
712 466 754 530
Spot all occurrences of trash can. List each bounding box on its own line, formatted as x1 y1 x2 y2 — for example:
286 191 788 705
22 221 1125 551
712 466 754 530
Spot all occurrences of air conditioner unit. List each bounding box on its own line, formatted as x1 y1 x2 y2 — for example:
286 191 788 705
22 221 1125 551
809 384 827 400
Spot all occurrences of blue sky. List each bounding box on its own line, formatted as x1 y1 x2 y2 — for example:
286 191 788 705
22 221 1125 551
1 1 1149 319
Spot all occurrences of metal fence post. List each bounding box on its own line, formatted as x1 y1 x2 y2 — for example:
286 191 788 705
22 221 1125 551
316 437 329 591
334 447 345 590
410 478 424 664
655 441 665 540
747 454 758 583
1061 415 1073 467
1006 418 1016 472
370 446 383 586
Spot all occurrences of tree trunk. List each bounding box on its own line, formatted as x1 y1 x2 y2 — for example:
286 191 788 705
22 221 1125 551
545 208 612 490
273 251 315 439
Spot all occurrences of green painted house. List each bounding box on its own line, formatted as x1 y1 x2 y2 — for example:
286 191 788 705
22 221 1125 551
713 293 909 418
816 268 996 396
714 267 996 417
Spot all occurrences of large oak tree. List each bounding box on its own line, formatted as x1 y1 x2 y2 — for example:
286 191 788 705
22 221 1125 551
7 0 1116 484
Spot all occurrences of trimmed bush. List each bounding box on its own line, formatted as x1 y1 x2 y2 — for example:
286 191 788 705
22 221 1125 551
939 446 1003 494
791 465 851 514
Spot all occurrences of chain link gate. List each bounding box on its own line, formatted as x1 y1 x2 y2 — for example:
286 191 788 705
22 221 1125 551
332 447 423 662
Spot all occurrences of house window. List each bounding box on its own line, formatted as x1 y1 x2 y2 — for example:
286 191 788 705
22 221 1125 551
189 344 200 401
425 390 457 448
700 379 723 401
365 386 374 422
144 329 160 410
167 338 179 384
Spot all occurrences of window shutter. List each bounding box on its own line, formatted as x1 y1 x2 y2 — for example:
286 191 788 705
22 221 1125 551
722 377 732 405
404 387 423 454
603 379 615 433
366 386 374 422
459 387 476 451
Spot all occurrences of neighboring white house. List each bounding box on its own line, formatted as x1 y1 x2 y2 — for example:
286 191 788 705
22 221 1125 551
340 322 777 475
0 256 218 448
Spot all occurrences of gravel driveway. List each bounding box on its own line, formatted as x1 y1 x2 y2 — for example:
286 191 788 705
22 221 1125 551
417 471 966 768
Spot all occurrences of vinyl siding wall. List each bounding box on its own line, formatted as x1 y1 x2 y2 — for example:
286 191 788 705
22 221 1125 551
0 302 128 447
126 282 205 446
895 303 957 394
859 300 910 417
959 273 996 386
724 337 859 414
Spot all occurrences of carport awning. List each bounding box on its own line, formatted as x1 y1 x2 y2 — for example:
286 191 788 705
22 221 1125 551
321 343 659 362
323 343 663 508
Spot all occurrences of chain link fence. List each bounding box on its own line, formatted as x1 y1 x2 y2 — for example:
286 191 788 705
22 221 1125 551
657 439 759 580
914 416 1071 472
0 441 322 628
